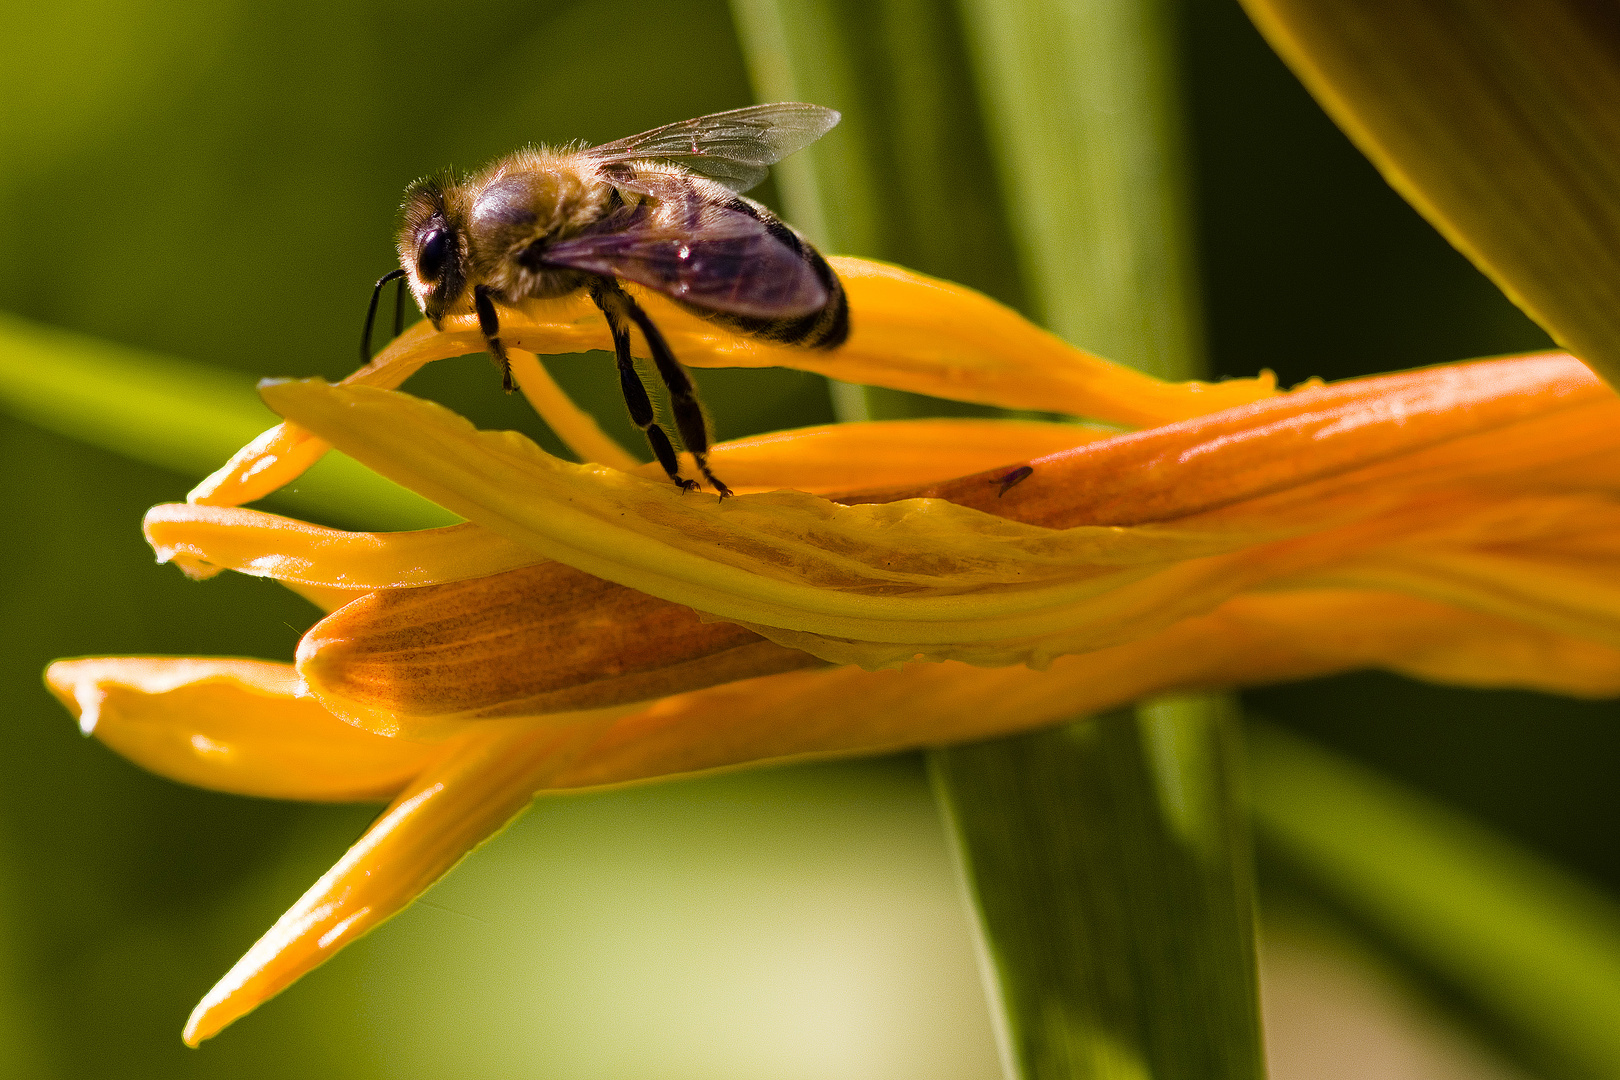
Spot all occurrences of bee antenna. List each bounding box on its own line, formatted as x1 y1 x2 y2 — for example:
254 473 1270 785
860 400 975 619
393 273 407 338
361 268 409 363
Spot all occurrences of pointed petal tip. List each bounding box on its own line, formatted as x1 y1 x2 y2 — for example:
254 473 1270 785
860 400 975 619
181 1005 213 1047
179 889 372 1048
182 966 264 1047
174 722 610 1045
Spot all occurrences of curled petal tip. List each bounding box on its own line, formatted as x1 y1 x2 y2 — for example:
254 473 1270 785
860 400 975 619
44 661 104 736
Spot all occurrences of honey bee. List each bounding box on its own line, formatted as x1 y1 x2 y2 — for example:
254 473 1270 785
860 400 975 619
360 103 849 497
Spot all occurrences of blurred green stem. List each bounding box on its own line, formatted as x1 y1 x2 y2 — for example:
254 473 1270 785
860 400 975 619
1251 724 1620 1080
730 0 1028 421
731 0 1265 1075
933 699 1262 1079
957 0 1204 379
0 313 453 531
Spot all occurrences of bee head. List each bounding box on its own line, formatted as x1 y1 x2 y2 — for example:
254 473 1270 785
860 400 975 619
398 175 468 326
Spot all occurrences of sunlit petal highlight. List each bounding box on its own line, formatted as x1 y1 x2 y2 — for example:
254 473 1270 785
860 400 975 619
42 658 441 800
181 709 627 1046
189 258 1277 508
144 503 541 589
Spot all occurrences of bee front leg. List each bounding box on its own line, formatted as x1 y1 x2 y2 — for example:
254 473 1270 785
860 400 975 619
589 280 700 493
473 285 516 393
610 287 733 499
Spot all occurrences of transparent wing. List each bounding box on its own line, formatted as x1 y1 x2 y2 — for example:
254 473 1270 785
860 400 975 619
540 204 828 318
585 103 840 193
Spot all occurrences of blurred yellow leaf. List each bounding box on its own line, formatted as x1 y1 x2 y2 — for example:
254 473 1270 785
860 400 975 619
1242 0 1620 384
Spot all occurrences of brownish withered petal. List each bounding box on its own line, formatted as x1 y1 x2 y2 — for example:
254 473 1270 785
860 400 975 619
298 562 822 736
874 354 1609 525
546 589 1620 791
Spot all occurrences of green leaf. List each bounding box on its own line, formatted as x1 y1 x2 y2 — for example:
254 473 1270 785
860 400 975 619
1238 0 1620 386
0 312 453 530
730 0 1029 421
729 0 1022 297
933 699 1265 1080
956 0 1205 381
1250 723 1620 1080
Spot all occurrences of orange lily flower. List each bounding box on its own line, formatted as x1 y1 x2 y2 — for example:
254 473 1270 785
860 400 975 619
45 258 1620 1044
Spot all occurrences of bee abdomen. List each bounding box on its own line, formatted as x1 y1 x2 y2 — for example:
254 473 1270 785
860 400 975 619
687 198 849 350
699 254 847 349
774 244 849 349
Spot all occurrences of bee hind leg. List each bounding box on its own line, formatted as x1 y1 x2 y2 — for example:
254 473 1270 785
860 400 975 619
473 285 516 392
589 280 702 493
607 285 733 499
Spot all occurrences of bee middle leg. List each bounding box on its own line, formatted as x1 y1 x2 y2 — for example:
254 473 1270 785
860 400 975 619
473 285 516 393
598 282 732 498
589 280 702 493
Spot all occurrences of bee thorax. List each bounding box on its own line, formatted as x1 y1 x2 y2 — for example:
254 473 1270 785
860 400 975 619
485 262 592 303
463 158 613 302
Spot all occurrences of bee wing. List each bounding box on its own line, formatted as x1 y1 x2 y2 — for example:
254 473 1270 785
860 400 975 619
585 103 840 193
541 208 829 318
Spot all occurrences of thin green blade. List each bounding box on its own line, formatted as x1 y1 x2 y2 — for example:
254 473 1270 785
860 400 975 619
1251 722 1620 1080
956 0 1204 380
730 0 1028 420
934 699 1264 1079
0 312 453 529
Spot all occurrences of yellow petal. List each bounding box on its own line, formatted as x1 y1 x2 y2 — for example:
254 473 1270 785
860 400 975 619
188 420 331 508
634 418 1113 495
296 482 1620 719
1296 495 1620 649
549 589 1620 790
506 348 640 470
180 579 1620 1042
511 258 1278 423
900 353 1613 527
1240 0 1620 384
259 354 1620 668
143 503 541 589
261 377 1269 665
189 258 1276 507
368 258 1278 425
182 710 624 1045
163 418 1098 583
186 317 457 506
42 658 440 800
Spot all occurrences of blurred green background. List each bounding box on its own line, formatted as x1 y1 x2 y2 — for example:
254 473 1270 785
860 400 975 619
0 0 1607 1076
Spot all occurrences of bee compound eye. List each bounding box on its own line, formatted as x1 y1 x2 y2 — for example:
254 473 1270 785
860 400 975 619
417 228 453 281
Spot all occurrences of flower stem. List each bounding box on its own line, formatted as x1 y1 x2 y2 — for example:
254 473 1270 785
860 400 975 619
731 0 1267 1074
931 699 1263 1079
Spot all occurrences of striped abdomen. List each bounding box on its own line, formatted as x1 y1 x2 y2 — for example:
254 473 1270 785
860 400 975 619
681 196 849 350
